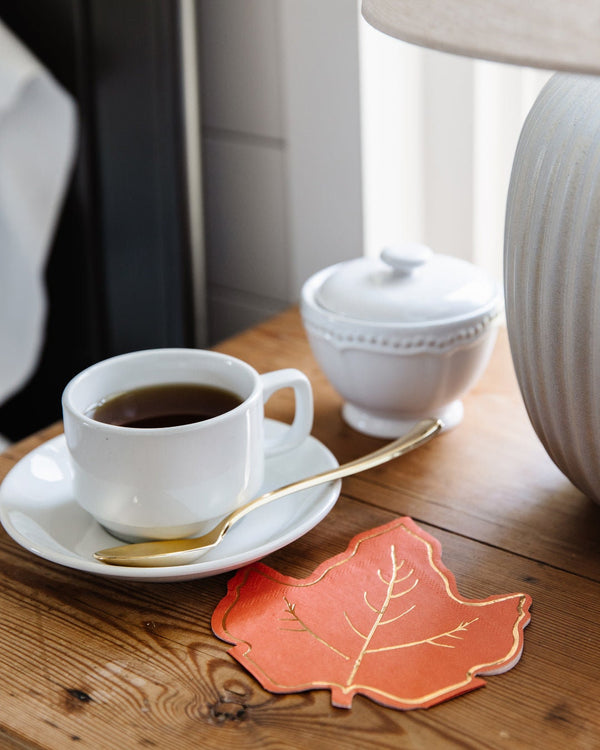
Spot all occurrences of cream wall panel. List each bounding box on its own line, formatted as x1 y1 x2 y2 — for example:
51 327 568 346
199 0 364 343
203 135 289 301
207 286 287 343
198 0 282 139
280 0 364 296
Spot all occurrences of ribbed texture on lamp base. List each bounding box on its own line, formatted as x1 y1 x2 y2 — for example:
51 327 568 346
505 73 600 503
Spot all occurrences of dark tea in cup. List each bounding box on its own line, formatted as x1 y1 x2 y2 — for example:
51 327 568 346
89 383 243 428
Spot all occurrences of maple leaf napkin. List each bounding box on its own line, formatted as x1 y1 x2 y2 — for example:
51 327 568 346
213 517 532 710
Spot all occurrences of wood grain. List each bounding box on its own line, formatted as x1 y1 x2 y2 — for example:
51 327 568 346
0 308 598 749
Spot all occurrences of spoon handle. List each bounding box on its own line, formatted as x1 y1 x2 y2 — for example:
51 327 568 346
223 417 443 532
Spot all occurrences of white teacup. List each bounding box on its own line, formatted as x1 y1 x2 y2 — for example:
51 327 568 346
61 348 313 542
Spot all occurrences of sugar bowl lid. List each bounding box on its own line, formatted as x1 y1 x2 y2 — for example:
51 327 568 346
314 243 501 325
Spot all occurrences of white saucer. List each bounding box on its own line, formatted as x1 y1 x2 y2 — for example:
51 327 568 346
0 420 340 582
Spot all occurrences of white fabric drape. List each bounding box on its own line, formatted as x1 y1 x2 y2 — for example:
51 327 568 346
0 20 77 413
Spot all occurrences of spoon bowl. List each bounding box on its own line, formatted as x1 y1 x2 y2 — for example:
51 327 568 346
94 418 443 567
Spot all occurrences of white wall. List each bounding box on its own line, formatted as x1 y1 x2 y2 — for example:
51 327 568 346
359 18 551 282
198 0 363 343
198 1 551 344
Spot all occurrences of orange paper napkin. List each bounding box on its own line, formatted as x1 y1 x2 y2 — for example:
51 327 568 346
212 517 531 710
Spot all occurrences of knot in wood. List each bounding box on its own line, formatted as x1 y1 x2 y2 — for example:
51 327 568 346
209 698 247 723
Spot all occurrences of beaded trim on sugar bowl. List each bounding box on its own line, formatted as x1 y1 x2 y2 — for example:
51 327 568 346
303 311 500 355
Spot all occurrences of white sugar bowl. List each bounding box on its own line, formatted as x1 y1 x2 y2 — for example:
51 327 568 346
300 244 503 438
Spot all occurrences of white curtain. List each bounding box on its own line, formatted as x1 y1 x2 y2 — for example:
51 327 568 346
0 21 77 449
359 17 551 283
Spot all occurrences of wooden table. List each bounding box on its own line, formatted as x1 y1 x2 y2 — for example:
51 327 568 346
1 308 599 749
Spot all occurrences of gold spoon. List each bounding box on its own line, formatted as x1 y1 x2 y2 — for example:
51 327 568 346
94 418 443 568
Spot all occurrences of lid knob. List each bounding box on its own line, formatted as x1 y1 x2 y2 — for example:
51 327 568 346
381 243 433 276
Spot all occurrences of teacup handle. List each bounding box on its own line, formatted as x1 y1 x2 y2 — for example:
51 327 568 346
260 369 314 456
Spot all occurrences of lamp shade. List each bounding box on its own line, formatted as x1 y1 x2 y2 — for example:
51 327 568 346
361 0 600 74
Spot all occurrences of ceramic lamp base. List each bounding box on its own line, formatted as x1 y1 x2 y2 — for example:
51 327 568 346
505 73 600 504
342 400 463 439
